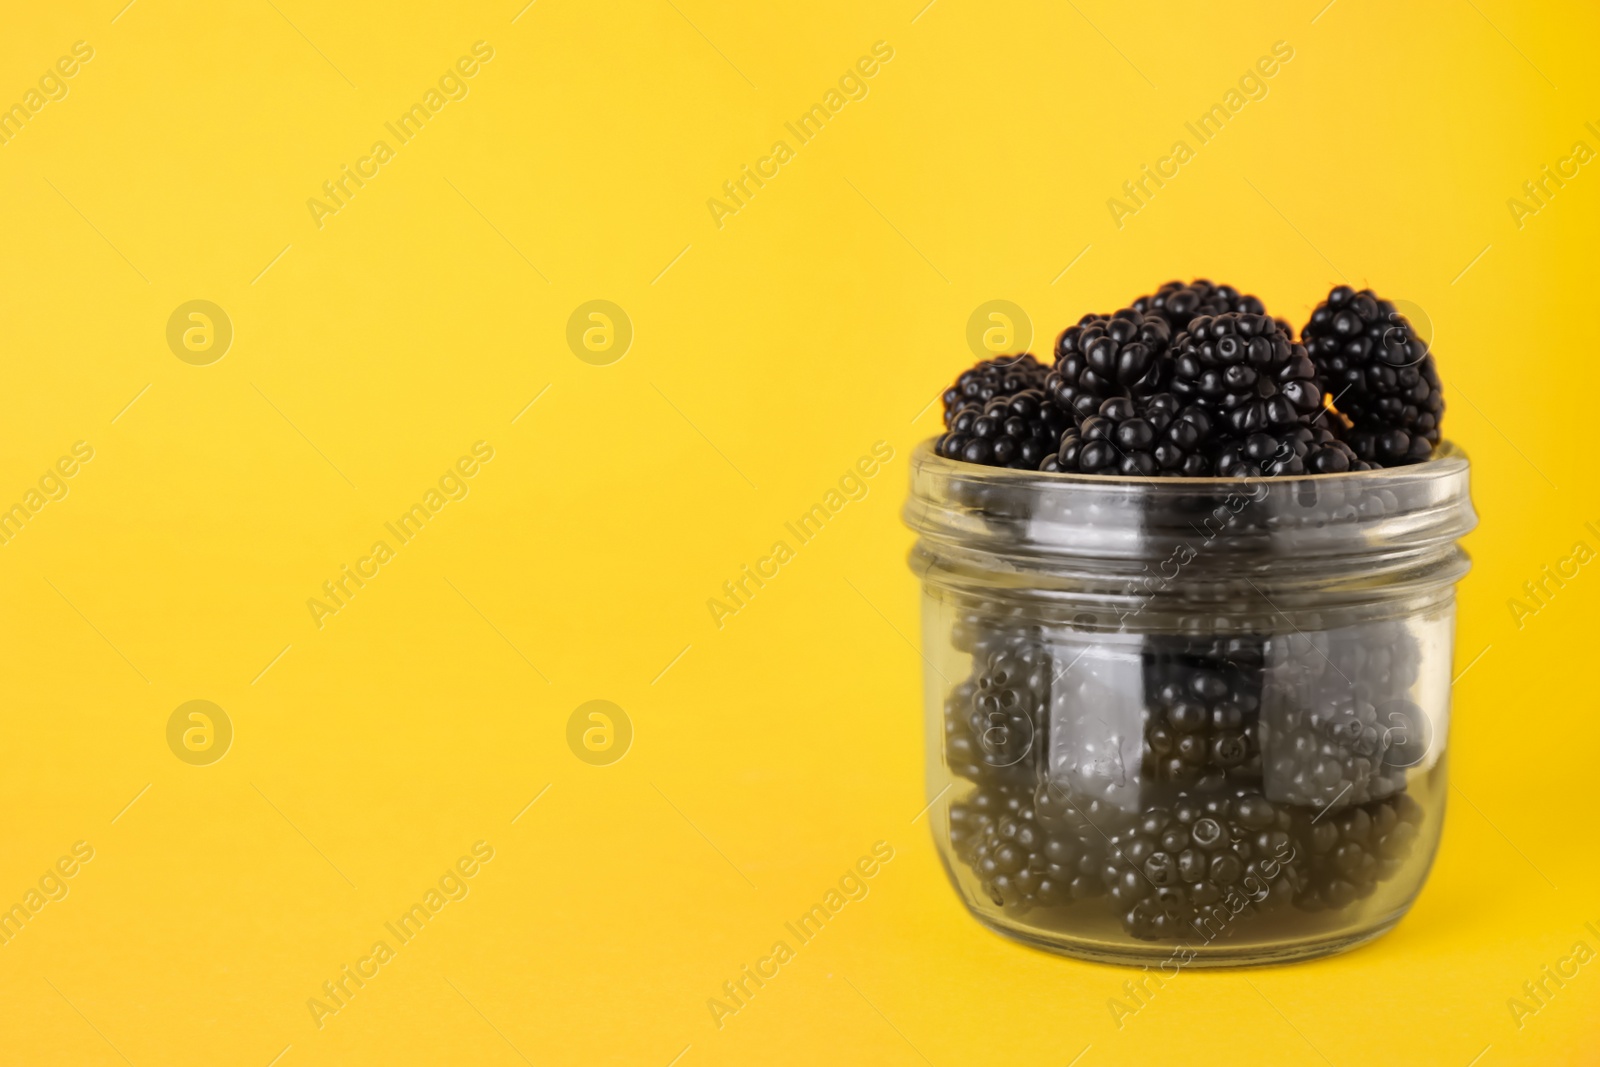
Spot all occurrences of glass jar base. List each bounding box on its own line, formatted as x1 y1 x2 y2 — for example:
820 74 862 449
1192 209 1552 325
964 906 1407 968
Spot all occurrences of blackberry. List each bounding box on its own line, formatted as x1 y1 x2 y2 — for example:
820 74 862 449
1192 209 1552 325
1171 313 1324 436
941 353 1049 425
944 635 1050 784
1045 309 1172 421
1343 420 1439 468
1301 286 1444 466
1293 792 1424 911
1210 419 1369 478
949 605 1009 657
1134 279 1266 332
1260 694 1411 810
943 679 993 783
1260 624 1423 809
1102 788 1302 941
949 781 1110 909
1053 394 1215 477
937 389 1070 469
1141 639 1264 789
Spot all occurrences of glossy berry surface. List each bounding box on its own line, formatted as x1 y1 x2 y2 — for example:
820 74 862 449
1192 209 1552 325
937 388 1069 469
1261 624 1423 809
950 783 1108 909
941 354 1050 426
1054 393 1215 476
1101 789 1302 940
1133 278 1267 331
1210 418 1370 478
1142 639 1264 788
1301 286 1444 466
1171 313 1324 436
1046 309 1172 421
944 631 1050 786
1292 793 1424 911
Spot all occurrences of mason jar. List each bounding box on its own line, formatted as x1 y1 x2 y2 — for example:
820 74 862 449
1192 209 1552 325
904 440 1476 966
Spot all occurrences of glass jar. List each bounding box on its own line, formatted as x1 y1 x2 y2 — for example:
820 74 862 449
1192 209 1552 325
904 440 1476 966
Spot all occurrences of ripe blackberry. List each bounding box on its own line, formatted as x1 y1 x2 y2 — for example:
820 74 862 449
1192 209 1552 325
1046 309 1172 421
1053 394 1215 477
1171 313 1324 436
950 782 1108 909
1260 695 1411 810
938 388 1070 469
943 679 992 783
1102 788 1302 941
1301 287 1444 466
1342 420 1440 467
941 353 1049 425
1141 638 1264 789
1134 279 1266 332
1293 792 1424 911
1210 419 1370 478
949 605 1010 657
944 635 1050 784
1260 625 1423 809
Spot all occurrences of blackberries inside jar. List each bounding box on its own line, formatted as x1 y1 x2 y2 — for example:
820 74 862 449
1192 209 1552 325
905 443 1475 965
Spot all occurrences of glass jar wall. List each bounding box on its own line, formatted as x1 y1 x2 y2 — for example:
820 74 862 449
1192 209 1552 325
904 441 1475 966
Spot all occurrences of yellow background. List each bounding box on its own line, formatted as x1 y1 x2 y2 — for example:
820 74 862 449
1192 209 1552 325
1 0 1597 1064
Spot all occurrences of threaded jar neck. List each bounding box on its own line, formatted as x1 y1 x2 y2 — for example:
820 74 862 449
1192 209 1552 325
904 441 1476 621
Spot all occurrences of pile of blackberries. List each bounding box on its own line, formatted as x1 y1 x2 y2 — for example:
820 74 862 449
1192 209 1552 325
941 615 1431 942
936 281 1445 476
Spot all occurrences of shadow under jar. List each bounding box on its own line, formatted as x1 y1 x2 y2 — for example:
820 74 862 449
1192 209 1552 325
904 441 1476 966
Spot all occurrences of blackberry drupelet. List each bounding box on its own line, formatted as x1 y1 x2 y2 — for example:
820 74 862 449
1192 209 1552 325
1301 286 1444 466
1141 639 1264 789
1102 788 1302 941
1046 309 1172 421
1054 394 1215 476
938 388 1070 469
1293 792 1424 911
1171 313 1324 437
1134 279 1266 332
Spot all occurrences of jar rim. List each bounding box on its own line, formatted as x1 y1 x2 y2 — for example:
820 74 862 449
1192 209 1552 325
904 438 1477 572
910 438 1469 489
